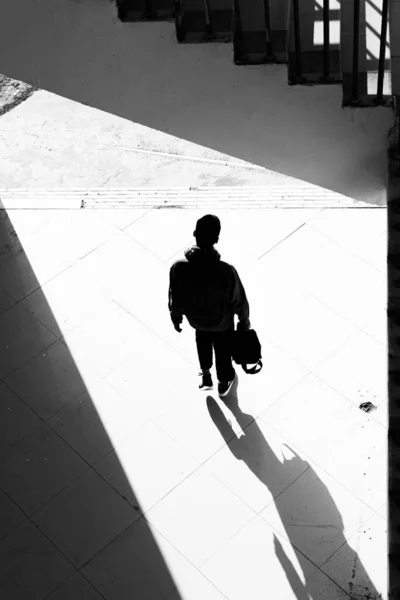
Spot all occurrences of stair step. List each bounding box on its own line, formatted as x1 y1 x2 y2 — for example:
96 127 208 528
0 187 377 209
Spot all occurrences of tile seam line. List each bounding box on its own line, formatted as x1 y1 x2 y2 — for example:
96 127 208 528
0 410 380 600
258 488 382 594
307 289 386 346
1 358 383 589
0 369 111 463
121 227 166 263
2 223 138 328
142 376 319 522
101 376 326 535
78 499 230 600
199 506 354 600
2 362 153 524
307 366 387 432
41 570 108 600
42 394 339 600
4 444 148 584
2 397 386 582
28 461 138 547
145 499 259 580
317 507 387 573
110 298 198 369
139 424 255 519
257 511 357 600
0 475 103 600
257 222 307 259
257 409 385 515
0 241 103 322
95 206 156 232
1 270 82 345
0 331 60 385
306 219 387 276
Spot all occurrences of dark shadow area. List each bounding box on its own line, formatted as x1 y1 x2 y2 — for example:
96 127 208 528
0 206 183 599
174 0 233 43
117 0 175 22
0 0 393 204
206 384 382 599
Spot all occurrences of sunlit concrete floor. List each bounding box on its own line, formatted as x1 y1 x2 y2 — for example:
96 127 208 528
0 202 387 600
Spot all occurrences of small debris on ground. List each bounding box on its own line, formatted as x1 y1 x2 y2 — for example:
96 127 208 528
359 401 377 413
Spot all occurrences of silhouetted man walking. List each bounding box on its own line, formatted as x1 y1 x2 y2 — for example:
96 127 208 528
168 214 251 397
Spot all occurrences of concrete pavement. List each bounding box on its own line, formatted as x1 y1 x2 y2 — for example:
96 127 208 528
0 201 387 599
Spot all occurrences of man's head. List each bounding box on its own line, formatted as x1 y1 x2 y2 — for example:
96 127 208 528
194 214 221 249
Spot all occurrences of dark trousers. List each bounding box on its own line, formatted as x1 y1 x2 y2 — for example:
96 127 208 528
195 326 235 382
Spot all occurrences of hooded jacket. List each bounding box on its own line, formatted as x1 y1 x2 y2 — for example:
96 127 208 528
168 245 250 332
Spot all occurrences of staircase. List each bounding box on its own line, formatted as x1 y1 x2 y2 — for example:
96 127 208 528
115 0 394 109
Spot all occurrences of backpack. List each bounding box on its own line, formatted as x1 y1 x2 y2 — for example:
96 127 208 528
232 328 263 374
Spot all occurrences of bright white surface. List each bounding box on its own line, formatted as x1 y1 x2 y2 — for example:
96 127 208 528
0 205 387 599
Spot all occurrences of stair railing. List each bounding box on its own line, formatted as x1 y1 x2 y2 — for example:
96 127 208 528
144 0 156 18
322 0 330 80
350 0 361 104
263 0 275 60
376 0 389 103
292 0 303 79
204 0 215 39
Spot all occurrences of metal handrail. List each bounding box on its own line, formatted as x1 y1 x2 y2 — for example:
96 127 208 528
144 0 156 18
376 0 389 102
204 0 214 38
322 0 330 79
263 0 274 59
233 0 244 59
351 0 361 103
292 0 303 78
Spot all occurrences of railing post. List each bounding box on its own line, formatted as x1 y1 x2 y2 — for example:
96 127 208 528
144 0 156 18
350 0 360 104
376 0 389 103
263 0 274 59
292 0 302 79
204 0 214 39
233 0 244 62
322 0 330 79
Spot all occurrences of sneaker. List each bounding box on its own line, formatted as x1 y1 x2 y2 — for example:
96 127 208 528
199 373 213 390
218 372 236 398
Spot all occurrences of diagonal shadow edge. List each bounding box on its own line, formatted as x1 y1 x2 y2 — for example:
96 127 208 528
0 0 393 206
0 205 190 599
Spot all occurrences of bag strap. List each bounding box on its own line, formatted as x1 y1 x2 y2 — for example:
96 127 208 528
242 360 263 374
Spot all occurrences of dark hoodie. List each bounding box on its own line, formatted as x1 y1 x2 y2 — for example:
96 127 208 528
168 245 250 332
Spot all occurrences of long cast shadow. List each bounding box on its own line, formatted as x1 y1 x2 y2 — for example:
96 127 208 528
0 0 393 204
206 383 382 599
0 206 184 598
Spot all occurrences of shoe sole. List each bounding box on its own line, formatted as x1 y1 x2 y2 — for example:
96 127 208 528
218 374 236 398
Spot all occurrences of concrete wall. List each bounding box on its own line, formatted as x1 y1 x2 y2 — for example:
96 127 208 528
0 0 394 203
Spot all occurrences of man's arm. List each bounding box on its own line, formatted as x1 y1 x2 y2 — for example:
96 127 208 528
230 266 251 330
168 264 183 330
